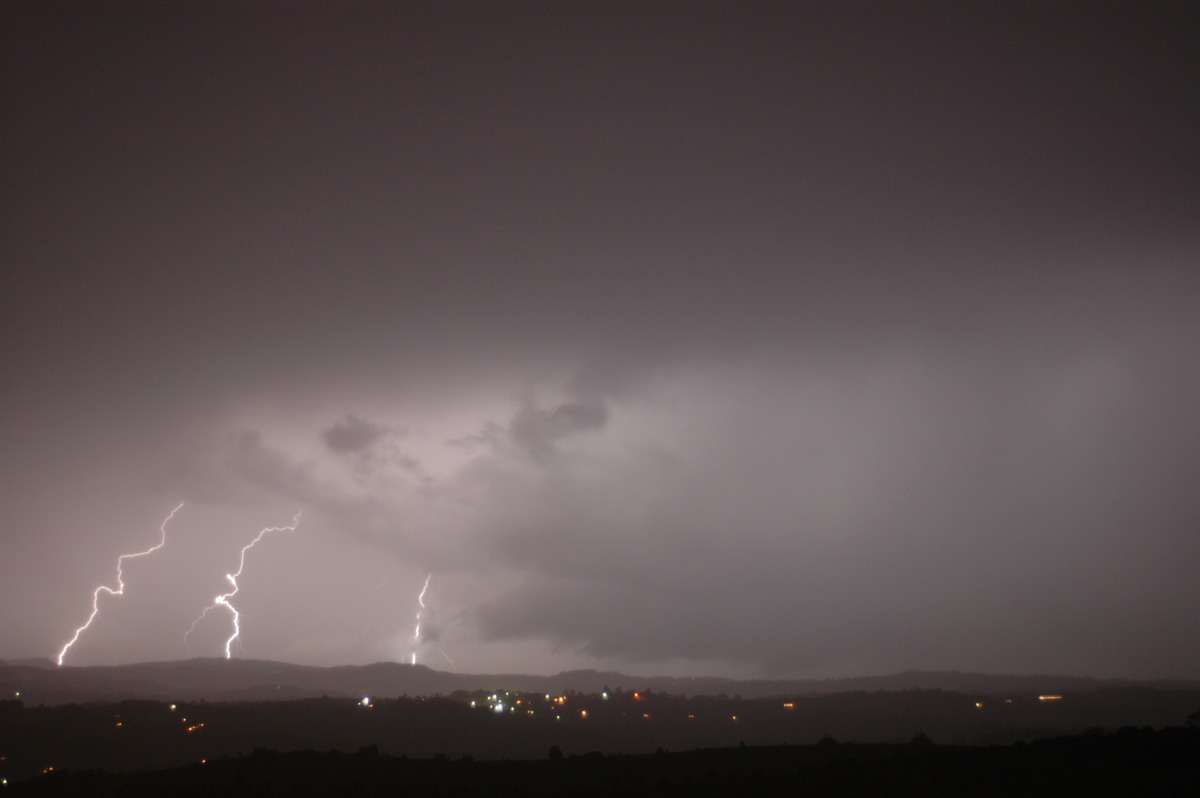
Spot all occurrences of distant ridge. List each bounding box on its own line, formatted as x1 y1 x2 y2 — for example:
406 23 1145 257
0 657 55 669
3 658 1198 706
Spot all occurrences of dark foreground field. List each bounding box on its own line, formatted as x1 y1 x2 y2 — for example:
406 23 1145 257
10 725 1200 797
3 681 1198 796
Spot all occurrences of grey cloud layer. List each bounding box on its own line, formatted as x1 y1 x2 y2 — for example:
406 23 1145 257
156 307 1200 676
2 2 1196 676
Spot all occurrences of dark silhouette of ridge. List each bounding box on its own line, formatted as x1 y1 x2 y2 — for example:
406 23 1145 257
3 657 1197 706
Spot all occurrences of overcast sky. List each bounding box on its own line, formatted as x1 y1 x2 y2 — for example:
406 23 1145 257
3 1 1197 679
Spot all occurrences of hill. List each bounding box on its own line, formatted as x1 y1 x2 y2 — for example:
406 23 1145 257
4 658 1197 706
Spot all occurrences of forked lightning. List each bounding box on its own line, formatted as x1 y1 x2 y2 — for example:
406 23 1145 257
185 513 301 658
56 503 185 666
411 573 431 665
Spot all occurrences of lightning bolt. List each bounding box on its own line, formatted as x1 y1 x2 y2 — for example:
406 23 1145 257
56 503 184 666
411 573 431 665
185 512 300 659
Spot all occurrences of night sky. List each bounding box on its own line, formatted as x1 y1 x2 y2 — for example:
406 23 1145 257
3 1 1198 679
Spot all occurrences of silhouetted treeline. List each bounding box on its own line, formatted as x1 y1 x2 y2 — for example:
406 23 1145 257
8 725 1200 797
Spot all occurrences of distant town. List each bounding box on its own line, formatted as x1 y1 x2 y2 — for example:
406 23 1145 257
2 660 1198 793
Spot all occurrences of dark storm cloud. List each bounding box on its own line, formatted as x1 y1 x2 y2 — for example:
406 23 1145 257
2 1 1197 676
510 395 609 460
461 320 1200 675
321 415 422 478
322 415 393 455
224 431 400 544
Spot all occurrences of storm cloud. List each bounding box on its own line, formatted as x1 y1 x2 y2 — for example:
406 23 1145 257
2 1 1197 679
323 415 393 455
